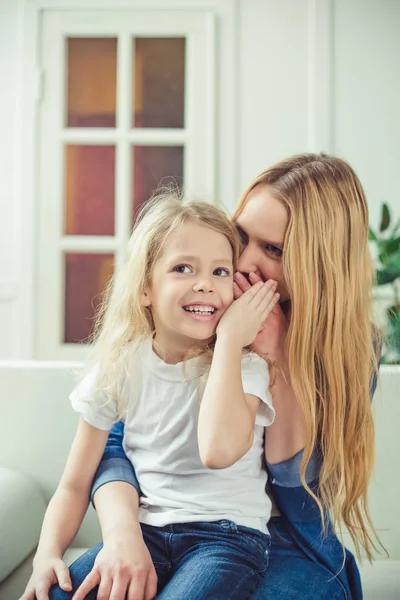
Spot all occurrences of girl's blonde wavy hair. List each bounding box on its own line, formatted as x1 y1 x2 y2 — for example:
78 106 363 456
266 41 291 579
89 191 240 412
234 153 381 560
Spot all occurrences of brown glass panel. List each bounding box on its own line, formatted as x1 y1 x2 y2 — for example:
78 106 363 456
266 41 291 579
64 253 114 344
64 145 115 236
132 145 184 218
67 38 117 128
133 38 185 128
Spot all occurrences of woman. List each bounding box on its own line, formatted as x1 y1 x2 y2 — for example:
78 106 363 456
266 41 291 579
56 153 380 600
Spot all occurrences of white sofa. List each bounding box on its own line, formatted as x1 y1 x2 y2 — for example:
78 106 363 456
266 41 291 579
0 362 399 600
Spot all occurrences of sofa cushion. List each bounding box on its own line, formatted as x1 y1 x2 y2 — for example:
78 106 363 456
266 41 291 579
359 560 400 599
0 468 47 582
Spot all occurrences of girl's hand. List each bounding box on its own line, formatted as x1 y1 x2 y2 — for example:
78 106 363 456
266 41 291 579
72 530 157 600
20 557 72 600
217 278 279 348
233 272 289 366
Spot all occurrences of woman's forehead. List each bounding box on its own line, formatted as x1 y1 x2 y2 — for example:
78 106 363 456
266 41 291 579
236 187 288 242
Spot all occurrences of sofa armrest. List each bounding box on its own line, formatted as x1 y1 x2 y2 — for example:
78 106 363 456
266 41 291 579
0 468 47 582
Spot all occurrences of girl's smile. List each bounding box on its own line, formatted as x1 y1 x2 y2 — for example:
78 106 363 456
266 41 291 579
182 302 220 321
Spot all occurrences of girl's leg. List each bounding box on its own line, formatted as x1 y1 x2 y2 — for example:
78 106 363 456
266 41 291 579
156 521 269 600
48 543 103 600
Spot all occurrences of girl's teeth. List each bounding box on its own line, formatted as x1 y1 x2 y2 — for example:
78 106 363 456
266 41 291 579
185 306 215 314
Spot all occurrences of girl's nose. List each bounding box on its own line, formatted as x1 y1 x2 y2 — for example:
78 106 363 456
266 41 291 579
193 279 213 293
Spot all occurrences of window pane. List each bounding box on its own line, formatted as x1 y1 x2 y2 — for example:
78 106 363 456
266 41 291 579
64 253 114 344
133 38 185 128
67 38 117 128
64 145 115 236
132 146 184 216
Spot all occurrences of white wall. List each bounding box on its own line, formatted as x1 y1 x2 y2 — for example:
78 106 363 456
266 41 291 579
239 0 400 229
333 0 400 227
0 0 20 358
0 0 399 358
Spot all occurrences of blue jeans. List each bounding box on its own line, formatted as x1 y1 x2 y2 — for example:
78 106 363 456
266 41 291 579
50 520 269 599
50 518 345 599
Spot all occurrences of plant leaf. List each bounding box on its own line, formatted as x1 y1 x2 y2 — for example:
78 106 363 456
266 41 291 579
384 236 400 255
376 267 400 285
392 216 400 236
369 227 378 241
380 203 391 232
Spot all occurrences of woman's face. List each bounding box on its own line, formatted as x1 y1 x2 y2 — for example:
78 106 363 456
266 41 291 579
235 184 290 302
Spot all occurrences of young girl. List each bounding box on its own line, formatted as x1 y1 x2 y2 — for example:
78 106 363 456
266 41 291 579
23 195 280 600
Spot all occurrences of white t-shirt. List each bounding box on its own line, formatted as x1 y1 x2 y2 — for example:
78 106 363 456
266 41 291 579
70 338 275 533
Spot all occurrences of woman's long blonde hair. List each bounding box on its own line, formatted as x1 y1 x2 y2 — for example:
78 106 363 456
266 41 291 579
234 153 381 560
89 191 240 409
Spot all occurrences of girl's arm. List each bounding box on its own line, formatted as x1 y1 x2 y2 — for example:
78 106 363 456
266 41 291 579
234 272 308 464
198 281 278 469
21 419 108 600
198 338 260 469
35 418 109 559
71 423 157 600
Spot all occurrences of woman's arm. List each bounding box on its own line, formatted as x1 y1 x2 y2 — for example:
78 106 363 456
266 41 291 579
90 421 141 503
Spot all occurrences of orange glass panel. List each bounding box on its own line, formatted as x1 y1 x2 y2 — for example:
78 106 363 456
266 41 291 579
132 146 184 218
67 38 117 128
64 145 115 236
64 253 114 344
133 38 185 128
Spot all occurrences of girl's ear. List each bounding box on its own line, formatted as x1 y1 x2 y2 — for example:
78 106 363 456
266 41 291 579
142 288 152 307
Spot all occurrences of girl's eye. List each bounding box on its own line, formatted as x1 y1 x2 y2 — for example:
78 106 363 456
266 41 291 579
264 244 283 258
173 264 192 273
213 267 231 277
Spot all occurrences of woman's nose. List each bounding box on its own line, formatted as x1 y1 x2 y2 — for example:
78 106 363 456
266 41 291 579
237 245 258 275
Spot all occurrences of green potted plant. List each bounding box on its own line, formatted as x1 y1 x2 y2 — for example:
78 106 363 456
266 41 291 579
369 203 400 364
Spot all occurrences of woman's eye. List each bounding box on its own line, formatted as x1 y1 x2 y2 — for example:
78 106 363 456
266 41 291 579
173 264 192 273
214 267 231 277
264 244 283 258
236 226 248 246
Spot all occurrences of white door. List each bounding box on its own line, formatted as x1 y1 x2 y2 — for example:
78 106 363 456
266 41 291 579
36 9 216 360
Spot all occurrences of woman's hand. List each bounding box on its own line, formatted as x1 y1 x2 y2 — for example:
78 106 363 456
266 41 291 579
72 528 157 600
20 556 72 600
233 272 289 368
217 278 279 348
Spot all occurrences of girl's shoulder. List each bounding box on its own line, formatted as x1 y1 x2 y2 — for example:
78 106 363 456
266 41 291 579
242 350 267 367
241 350 269 378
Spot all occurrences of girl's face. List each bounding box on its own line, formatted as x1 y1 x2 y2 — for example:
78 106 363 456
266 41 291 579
235 184 290 302
144 222 234 362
